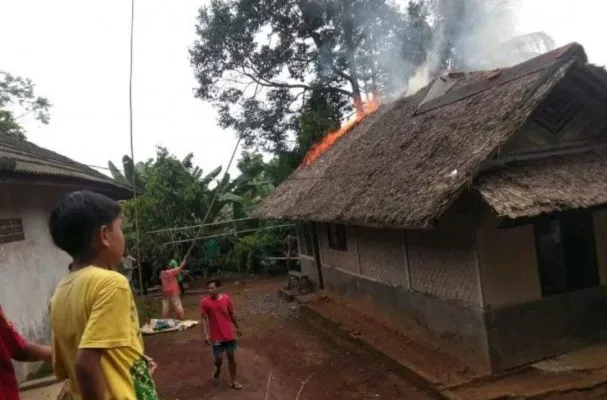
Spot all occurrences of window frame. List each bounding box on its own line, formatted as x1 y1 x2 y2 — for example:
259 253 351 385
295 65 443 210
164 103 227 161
534 211 599 297
0 218 25 244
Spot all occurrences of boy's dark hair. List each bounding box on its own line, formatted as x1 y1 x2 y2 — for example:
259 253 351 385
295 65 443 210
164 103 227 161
49 191 121 259
207 279 221 288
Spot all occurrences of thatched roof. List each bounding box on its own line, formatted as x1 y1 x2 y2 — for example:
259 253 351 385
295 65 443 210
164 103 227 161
0 134 132 200
254 43 605 228
477 150 607 219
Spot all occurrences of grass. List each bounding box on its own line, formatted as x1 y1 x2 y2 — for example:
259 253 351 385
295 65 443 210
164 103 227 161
135 295 161 323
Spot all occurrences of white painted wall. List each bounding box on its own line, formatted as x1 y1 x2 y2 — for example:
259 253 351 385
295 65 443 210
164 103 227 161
0 183 71 381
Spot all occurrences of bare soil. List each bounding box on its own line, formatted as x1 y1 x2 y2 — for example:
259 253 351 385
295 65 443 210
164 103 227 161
145 278 433 399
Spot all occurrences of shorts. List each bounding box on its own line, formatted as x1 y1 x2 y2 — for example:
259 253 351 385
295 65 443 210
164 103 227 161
212 340 238 357
162 295 184 319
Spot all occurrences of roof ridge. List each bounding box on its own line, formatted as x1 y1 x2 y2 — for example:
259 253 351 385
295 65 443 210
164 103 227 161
416 43 586 115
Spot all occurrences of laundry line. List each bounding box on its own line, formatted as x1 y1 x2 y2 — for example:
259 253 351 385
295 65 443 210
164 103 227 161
160 223 295 246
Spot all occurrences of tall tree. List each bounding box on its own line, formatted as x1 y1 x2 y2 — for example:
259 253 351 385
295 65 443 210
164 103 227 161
191 0 428 153
0 71 51 139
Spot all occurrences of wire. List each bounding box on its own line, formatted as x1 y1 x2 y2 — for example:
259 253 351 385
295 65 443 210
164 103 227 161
127 0 144 296
183 137 242 259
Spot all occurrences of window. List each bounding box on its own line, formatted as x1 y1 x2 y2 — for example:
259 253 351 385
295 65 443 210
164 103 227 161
535 211 599 297
328 224 347 251
0 218 24 244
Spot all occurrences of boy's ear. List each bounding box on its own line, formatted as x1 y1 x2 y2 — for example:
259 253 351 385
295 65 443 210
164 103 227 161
99 224 112 249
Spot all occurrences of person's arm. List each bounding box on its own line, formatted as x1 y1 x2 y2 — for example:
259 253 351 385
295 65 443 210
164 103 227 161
76 348 105 400
77 276 134 400
201 314 211 345
200 301 211 344
13 342 52 362
0 307 50 363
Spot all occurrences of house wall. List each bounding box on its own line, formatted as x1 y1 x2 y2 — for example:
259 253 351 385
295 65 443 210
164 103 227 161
0 183 71 381
406 203 482 307
317 223 360 274
476 222 542 308
294 225 318 285
354 226 409 288
477 209 607 372
316 220 491 371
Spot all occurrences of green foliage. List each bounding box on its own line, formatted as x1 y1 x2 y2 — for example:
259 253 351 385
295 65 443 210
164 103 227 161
0 71 51 139
221 226 288 275
191 0 426 154
191 0 554 161
116 147 282 283
108 155 147 191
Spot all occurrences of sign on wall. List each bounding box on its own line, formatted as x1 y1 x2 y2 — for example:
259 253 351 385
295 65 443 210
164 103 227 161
0 218 24 244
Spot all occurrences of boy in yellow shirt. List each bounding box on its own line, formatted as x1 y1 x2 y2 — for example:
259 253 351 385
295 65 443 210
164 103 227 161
49 191 158 399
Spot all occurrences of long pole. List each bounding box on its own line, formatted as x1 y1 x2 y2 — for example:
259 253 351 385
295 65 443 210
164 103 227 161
128 0 144 296
183 137 241 260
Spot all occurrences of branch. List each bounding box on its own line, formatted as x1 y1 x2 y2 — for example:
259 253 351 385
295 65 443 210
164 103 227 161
240 68 353 97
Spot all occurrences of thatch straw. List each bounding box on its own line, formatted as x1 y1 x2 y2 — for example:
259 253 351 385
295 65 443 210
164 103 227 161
254 43 588 228
477 149 607 219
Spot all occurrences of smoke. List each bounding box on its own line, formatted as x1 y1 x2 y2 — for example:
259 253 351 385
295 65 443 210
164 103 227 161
405 0 555 95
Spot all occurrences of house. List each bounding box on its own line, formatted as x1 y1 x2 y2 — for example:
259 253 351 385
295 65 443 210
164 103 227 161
253 43 607 374
0 134 131 380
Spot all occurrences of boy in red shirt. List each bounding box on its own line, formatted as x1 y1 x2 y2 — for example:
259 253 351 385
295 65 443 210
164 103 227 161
200 279 242 390
0 306 52 400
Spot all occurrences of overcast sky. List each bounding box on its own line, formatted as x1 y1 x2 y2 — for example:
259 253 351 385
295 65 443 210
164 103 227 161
1 0 606 177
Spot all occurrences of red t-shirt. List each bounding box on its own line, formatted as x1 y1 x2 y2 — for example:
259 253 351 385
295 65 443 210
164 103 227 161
160 268 180 297
200 295 235 343
0 307 26 400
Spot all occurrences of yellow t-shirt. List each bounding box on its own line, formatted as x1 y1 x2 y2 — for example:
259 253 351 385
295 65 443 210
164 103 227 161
50 266 158 400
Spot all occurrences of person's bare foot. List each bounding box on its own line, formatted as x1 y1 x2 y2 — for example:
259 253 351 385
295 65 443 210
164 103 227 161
230 382 243 390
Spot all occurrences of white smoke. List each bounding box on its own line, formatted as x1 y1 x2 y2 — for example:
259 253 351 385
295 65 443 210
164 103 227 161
406 0 555 95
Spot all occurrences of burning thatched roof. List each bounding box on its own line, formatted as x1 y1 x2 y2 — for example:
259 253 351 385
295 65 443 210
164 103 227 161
254 43 607 228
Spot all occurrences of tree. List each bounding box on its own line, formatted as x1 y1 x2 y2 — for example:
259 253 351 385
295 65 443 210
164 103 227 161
191 0 428 153
0 71 51 138
108 155 147 191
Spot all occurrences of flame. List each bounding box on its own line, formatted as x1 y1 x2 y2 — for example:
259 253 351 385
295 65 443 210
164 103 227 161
298 93 380 169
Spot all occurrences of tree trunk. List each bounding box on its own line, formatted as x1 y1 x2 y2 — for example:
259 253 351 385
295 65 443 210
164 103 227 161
342 0 363 113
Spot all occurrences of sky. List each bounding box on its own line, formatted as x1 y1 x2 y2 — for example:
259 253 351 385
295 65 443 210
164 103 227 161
1 0 606 177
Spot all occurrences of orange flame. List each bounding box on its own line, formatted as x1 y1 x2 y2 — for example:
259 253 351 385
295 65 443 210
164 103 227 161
298 93 380 169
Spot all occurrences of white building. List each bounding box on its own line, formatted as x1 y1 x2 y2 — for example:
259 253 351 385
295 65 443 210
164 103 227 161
0 134 130 381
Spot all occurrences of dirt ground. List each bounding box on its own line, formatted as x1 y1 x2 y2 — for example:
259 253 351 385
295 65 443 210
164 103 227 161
144 278 434 400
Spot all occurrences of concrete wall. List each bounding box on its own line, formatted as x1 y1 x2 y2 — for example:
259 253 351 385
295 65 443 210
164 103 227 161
476 222 542 308
0 183 71 381
485 286 607 371
406 205 482 307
